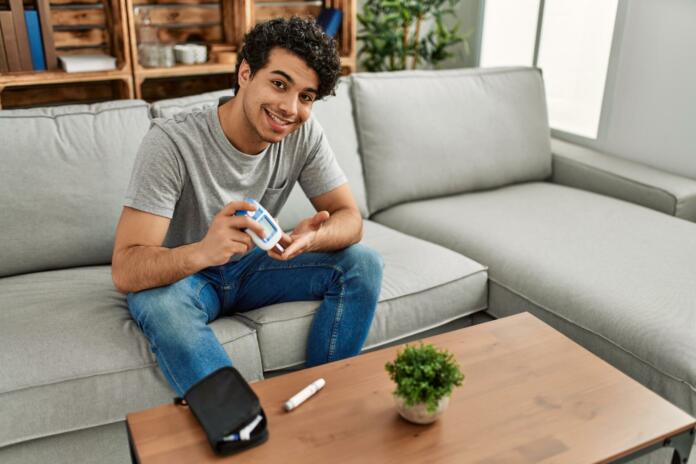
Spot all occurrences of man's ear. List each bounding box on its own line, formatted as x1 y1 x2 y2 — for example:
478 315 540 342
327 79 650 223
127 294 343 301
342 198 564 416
237 59 252 89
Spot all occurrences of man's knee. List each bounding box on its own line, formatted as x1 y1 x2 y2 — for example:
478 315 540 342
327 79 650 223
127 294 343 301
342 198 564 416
339 244 384 292
127 277 201 329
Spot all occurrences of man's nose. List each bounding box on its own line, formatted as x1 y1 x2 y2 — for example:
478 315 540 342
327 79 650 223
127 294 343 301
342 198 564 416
277 94 298 117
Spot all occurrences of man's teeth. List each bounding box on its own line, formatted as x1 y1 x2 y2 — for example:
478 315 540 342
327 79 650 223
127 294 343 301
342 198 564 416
267 110 290 125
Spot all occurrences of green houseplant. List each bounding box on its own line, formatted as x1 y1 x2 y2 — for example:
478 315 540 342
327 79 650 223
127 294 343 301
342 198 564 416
357 0 471 72
385 343 464 424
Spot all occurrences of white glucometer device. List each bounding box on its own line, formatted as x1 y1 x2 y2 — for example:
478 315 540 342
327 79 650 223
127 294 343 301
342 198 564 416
234 198 285 254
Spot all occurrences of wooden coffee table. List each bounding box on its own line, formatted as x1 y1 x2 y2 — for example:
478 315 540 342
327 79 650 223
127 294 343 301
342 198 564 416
127 312 695 463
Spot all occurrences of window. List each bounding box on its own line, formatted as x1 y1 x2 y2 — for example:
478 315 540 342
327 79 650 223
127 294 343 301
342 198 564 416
480 0 541 67
480 0 619 139
537 0 619 138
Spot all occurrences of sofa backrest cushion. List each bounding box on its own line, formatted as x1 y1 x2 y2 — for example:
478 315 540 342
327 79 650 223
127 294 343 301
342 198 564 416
0 100 151 277
150 89 234 119
351 67 552 213
149 79 368 230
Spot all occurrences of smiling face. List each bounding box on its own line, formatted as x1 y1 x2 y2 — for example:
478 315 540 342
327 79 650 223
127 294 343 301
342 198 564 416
236 47 320 150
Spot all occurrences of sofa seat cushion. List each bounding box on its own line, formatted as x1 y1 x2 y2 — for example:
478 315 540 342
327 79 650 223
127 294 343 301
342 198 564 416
0 266 263 448
373 182 696 414
235 220 488 371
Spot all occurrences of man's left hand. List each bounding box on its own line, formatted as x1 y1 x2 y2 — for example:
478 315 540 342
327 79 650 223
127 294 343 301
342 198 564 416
268 210 330 261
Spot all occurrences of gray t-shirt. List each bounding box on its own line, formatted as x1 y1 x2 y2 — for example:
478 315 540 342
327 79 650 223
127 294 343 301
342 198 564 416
124 100 347 255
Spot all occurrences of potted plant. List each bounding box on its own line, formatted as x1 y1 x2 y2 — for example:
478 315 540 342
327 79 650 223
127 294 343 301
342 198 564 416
357 0 472 72
385 343 464 424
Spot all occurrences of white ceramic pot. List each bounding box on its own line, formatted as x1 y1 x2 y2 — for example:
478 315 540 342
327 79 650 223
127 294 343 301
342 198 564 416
394 395 450 424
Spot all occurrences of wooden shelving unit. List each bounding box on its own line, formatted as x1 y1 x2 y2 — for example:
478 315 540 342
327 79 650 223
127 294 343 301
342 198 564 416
0 0 133 108
124 0 250 99
137 61 236 79
253 0 356 72
0 68 132 108
0 0 356 108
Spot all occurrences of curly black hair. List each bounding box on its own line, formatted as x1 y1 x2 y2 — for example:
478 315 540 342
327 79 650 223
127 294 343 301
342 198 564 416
232 17 341 100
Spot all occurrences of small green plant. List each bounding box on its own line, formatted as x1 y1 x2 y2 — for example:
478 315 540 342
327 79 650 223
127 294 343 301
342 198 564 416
357 0 472 72
385 343 464 413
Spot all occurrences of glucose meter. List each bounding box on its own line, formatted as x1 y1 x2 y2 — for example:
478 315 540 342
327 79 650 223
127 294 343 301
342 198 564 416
234 198 285 254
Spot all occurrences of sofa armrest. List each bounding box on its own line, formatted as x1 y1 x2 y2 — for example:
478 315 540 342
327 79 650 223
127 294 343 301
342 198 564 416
551 138 696 222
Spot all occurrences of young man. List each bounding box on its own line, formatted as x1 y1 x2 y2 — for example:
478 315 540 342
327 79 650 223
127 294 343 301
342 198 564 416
112 17 383 397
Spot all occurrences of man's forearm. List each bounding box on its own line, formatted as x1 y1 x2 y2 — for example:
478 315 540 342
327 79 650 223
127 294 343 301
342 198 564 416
112 243 206 294
309 208 363 252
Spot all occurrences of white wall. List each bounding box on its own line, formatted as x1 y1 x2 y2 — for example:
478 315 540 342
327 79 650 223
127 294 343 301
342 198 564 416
554 0 696 180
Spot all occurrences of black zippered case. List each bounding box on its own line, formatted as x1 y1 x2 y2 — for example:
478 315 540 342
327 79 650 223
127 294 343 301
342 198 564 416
178 366 269 455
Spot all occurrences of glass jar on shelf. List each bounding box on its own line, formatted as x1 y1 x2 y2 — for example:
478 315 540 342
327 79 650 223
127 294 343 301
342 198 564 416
136 8 168 68
157 43 175 68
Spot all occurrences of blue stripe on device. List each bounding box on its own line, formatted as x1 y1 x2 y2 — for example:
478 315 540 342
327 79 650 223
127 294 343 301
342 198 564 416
234 198 262 219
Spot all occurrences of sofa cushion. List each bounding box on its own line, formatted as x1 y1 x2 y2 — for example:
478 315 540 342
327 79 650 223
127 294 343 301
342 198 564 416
149 89 233 119
0 266 263 447
352 67 552 213
0 422 129 464
373 182 696 415
0 101 151 278
236 220 488 371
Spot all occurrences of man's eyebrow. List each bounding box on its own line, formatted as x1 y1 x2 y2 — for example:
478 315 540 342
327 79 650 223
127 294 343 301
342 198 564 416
270 70 318 95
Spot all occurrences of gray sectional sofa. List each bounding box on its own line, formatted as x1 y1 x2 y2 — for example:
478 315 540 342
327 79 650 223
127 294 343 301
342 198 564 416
1 67 695 463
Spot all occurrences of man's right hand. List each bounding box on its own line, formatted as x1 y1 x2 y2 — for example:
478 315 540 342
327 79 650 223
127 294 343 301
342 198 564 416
194 200 267 267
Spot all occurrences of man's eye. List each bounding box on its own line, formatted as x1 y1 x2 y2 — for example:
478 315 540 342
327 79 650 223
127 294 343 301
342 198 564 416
301 94 314 103
272 80 286 89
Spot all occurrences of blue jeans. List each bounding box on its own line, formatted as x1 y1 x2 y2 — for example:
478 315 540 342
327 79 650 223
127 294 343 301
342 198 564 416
127 244 383 396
